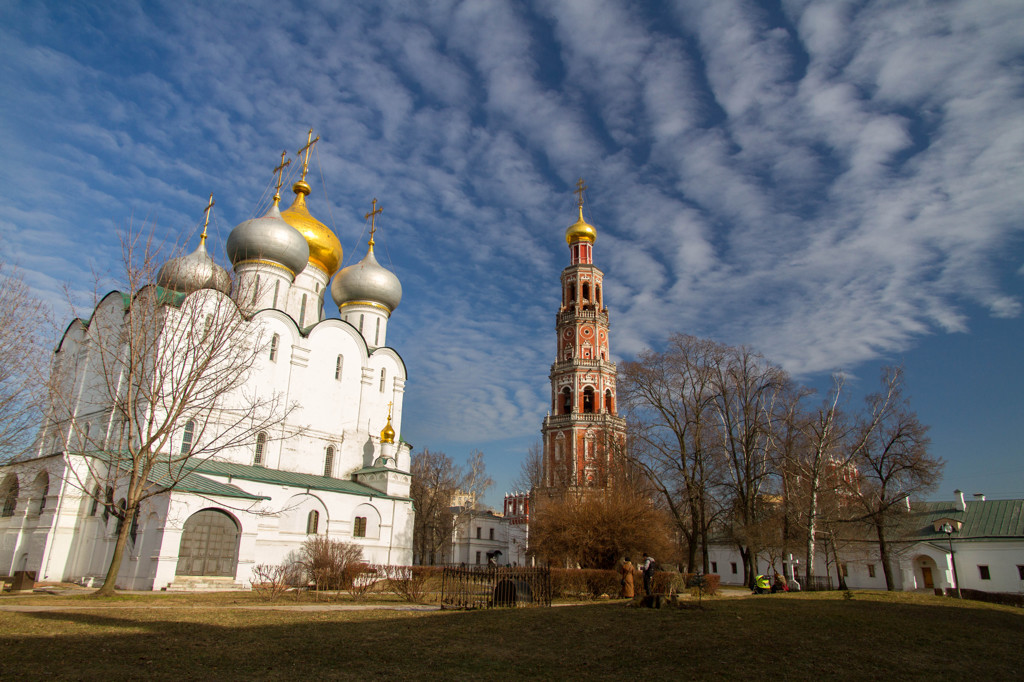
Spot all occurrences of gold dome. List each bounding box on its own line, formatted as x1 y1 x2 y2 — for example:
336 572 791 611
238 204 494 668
281 180 344 276
565 206 597 245
380 412 396 444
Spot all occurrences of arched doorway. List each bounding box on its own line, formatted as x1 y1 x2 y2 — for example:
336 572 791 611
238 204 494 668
175 509 240 577
914 555 938 590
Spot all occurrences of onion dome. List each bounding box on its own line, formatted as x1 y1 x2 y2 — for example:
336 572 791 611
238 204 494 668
280 180 344 276
565 205 597 245
380 409 396 444
226 201 309 276
158 235 231 295
331 242 402 313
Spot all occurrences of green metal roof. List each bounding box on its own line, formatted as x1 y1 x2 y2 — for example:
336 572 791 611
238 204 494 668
911 499 1024 540
192 459 410 501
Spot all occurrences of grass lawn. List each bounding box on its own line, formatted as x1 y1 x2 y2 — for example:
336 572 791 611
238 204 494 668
1 590 1021 680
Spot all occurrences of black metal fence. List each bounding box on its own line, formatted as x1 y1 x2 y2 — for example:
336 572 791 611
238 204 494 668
441 566 552 609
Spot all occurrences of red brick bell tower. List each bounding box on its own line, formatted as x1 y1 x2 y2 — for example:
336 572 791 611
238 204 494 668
539 180 627 494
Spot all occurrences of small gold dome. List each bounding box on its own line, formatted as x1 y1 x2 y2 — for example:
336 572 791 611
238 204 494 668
380 414 396 444
565 206 597 245
281 181 344 276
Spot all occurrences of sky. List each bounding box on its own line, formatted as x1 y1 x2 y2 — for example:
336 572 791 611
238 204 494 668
1 0 1022 509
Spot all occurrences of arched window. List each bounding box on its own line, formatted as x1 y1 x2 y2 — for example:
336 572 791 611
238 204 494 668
583 387 595 414
300 293 307 327
582 282 590 302
36 472 49 514
561 387 572 415
306 510 319 535
180 420 196 455
269 334 279 362
252 275 261 305
81 422 91 450
1 475 18 517
90 485 101 516
115 498 127 534
359 314 365 332
254 432 267 466
353 516 367 538
203 314 214 339
375 318 381 346
103 486 114 522
335 355 343 381
596 284 601 306
128 507 140 546
605 390 613 414
324 446 335 478
379 368 386 392
272 280 280 308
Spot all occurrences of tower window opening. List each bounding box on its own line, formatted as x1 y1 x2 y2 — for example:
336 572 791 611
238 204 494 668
582 283 590 302
324 446 335 477
254 432 267 466
379 368 386 392
300 293 307 327
252 275 261 305
335 355 343 381
583 387 595 414
272 280 280 308
306 510 319 535
375 318 381 346
561 388 572 415
605 389 613 414
269 334 279 362
359 314 365 332
180 420 196 454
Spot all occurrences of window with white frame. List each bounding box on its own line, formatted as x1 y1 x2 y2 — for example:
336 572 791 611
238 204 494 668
306 510 319 535
180 420 196 454
269 334 279 362
254 432 267 466
335 355 343 381
324 446 335 477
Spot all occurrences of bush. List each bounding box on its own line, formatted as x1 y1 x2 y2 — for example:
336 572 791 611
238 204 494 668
378 565 444 603
549 568 621 599
249 563 291 602
947 588 1024 608
300 536 364 595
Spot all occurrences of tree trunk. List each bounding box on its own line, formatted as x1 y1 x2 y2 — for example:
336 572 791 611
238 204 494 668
95 505 135 596
875 523 895 591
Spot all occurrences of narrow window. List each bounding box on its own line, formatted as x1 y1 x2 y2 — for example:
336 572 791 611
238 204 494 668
375 318 381 345
561 388 572 415
252 275 260 305
128 509 139 546
979 565 991 580
841 563 849 578
324 446 334 477
81 422 91 450
315 282 320 293
354 516 367 537
1017 565 1024 580
475 551 481 565
335 355 343 381
596 284 601 306
379 368 386 392
867 564 876 578
489 528 494 540
583 387 595 414
38 475 49 513
730 562 737 574
115 499 127 534
359 314 365 332
269 334 279 362
254 432 267 466
2 478 18 517
180 419 195 455
299 294 307 327
306 510 319 535
272 280 280 308
582 282 590 301
103 487 114 522
604 390 613 413
711 561 718 573
476 527 481 539
90 486 101 516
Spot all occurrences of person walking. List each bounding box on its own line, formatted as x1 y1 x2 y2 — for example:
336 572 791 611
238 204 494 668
619 557 635 599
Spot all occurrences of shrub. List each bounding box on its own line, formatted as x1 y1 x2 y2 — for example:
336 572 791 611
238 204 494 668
549 568 621 599
300 536 364 595
249 563 291 602
378 565 444 603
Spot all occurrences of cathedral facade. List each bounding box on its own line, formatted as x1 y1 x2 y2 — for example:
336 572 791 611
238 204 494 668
0 136 414 589
539 183 627 495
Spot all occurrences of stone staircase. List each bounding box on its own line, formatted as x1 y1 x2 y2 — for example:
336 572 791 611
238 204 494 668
164 576 248 592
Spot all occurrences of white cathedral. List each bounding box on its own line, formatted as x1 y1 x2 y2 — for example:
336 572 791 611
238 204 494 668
0 135 414 590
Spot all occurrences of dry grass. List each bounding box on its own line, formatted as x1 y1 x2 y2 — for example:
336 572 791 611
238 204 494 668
1 590 1021 680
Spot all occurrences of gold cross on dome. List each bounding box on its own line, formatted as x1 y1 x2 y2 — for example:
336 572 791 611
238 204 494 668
365 198 382 246
200 193 215 243
272 151 291 202
296 128 320 182
574 177 587 210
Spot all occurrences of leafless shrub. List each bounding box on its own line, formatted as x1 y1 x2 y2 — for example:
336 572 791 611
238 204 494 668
377 564 442 603
300 536 364 598
250 563 291 602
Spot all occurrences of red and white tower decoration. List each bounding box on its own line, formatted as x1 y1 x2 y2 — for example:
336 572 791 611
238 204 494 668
540 180 627 491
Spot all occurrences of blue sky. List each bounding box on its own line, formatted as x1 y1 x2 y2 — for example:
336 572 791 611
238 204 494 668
1 0 1022 508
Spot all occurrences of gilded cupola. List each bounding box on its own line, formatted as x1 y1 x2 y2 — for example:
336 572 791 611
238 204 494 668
565 178 597 245
158 194 232 295
279 130 344 276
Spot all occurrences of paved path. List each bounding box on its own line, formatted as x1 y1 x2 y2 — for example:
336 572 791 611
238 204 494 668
0 602 442 612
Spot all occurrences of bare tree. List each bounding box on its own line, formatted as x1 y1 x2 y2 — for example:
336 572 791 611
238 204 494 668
513 440 544 493
410 448 493 565
0 261 52 463
44 226 297 595
846 367 941 590
620 335 724 573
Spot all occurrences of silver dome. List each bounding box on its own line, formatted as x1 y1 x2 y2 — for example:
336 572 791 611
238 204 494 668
331 246 402 312
226 202 309 276
157 239 232 295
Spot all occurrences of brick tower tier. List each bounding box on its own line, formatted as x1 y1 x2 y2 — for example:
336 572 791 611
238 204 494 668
540 180 627 491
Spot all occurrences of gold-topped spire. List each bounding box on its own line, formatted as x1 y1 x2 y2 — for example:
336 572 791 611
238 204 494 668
380 401 396 444
280 129 344 275
365 198 382 248
200 193 215 244
272 151 291 205
574 177 587 211
565 178 597 245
